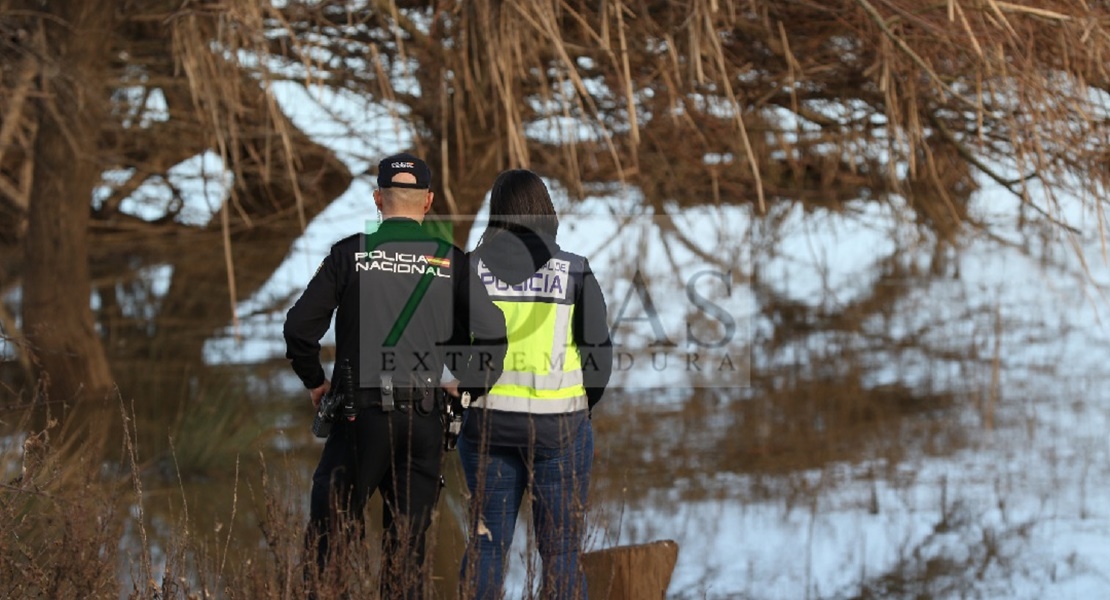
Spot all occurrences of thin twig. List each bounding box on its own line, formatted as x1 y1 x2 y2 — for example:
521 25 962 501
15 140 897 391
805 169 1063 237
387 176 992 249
853 0 976 108
118 396 154 590
216 454 240 591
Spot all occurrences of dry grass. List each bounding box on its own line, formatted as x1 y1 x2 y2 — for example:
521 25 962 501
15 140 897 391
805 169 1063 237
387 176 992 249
0 381 626 599
1 371 577 600
4 0 1107 241
0 394 451 599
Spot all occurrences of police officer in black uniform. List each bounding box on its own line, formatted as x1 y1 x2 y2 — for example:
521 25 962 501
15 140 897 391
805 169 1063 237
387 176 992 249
283 153 507 599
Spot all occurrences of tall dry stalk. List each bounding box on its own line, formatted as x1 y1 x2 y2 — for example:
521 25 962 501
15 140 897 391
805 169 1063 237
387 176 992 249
2 0 1107 382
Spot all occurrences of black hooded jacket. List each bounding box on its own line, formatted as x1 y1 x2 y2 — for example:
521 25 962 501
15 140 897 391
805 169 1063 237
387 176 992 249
462 228 613 447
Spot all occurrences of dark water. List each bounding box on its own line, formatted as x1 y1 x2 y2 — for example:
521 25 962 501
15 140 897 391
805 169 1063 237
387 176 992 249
4 204 1110 599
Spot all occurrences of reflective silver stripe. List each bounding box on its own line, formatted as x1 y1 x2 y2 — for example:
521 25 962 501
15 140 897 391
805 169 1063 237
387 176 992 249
471 393 588 414
496 369 584 390
479 270 585 415
550 303 573 364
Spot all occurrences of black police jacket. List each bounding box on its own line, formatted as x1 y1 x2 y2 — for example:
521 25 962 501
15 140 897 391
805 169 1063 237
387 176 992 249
283 217 507 398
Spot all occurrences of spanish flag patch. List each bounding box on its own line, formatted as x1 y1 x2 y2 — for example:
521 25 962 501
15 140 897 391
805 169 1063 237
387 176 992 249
424 256 451 268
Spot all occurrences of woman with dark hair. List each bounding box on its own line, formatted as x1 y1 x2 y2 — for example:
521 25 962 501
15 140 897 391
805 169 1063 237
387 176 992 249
447 169 613 599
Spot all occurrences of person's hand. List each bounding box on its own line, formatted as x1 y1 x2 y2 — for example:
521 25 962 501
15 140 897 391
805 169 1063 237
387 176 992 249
440 378 460 398
310 379 331 408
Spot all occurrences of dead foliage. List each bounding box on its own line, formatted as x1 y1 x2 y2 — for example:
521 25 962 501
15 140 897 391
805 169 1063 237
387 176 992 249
1 0 1107 246
1 0 1107 389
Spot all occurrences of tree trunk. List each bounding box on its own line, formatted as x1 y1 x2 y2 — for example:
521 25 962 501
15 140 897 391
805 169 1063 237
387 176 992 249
22 1 115 404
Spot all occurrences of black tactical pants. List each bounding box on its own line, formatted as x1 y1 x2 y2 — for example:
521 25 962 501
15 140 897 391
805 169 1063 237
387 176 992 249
306 396 444 600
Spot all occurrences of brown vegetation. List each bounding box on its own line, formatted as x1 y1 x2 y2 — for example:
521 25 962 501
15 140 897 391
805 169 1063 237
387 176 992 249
0 5 1107 594
2 0 1109 401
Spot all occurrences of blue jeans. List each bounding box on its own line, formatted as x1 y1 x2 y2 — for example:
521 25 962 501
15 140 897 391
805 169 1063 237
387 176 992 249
458 417 593 600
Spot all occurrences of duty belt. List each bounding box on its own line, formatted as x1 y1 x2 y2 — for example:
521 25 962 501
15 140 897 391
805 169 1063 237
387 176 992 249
354 372 437 413
352 388 426 411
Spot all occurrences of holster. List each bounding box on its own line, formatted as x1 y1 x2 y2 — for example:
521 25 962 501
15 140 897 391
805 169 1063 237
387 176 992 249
440 389 465 451
374 374 436 414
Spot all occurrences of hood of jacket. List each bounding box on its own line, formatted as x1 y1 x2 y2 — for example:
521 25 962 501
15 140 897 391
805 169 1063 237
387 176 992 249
474 229 561 286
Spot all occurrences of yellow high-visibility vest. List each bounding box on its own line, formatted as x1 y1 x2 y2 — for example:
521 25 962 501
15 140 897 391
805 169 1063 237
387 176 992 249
471 253 588 414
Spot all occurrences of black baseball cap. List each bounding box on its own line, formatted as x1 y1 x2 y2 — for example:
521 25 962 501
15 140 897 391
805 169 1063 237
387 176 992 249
377 152 432 189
